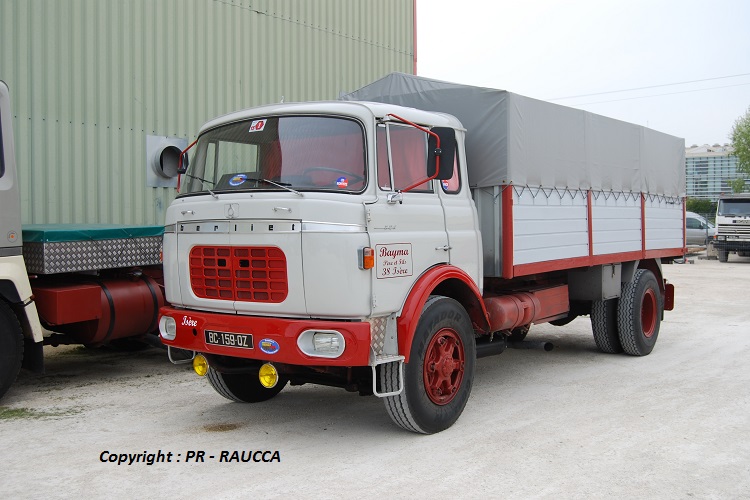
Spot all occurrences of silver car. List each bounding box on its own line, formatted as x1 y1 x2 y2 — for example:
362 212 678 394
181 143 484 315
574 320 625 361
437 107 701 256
686 211 714 246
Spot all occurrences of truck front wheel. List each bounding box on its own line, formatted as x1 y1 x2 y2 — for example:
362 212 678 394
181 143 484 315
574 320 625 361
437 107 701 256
206 366 288 403
718 250 729 262
617 269 662 356
0 300 24 400
383 296 476 434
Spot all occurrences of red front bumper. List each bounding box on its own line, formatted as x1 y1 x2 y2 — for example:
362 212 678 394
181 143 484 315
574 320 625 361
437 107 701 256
159 306 372 366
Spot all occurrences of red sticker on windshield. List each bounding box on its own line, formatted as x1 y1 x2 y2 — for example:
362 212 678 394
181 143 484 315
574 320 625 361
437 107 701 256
249 120 266 132
336 177 349 188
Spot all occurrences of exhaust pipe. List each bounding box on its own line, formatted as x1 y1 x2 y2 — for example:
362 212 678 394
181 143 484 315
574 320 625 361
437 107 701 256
507 340 554 351
475 336 507 358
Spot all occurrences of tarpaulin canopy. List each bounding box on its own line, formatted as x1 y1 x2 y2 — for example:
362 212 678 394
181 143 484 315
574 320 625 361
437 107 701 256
342 73 685 197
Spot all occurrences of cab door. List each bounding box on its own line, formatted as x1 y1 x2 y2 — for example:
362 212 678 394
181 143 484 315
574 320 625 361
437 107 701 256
0 81 22 256
367 123 449 316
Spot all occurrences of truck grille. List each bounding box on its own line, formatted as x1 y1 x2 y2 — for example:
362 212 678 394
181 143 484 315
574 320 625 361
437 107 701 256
717 224 750 236
189 246 288 303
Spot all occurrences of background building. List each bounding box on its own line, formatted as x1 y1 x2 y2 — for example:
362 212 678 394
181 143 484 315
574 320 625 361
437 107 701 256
685 143 746 201
0 0 416 225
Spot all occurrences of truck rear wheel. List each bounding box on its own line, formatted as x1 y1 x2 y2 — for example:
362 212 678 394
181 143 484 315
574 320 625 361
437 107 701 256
0 300 24 400
591 299 623 353
206 366 288 403
617 269 661 356
383 296 476 434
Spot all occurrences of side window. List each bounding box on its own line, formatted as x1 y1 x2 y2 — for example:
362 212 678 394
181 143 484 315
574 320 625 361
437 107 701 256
0 110 5 178
389 124 431 192
686 217 700 230
440 151 460 194
376 125 391 190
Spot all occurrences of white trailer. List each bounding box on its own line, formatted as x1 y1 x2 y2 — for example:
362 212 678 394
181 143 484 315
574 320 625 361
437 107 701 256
158 74 685 433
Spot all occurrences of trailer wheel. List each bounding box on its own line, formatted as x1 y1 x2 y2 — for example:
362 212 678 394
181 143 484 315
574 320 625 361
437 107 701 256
591 299 623 354
206 366 288 403
617 269 662 356
718 250 729 262
0 300 24 400
383 296 475 434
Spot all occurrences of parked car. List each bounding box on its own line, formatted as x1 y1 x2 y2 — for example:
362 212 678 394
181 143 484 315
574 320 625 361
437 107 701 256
686 211 714 246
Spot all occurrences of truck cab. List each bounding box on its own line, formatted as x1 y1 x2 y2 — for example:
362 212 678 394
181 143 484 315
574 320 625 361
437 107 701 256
159 101 491 431
713 194 750 262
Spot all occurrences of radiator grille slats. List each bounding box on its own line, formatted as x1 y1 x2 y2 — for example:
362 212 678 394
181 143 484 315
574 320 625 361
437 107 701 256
190 246 288 303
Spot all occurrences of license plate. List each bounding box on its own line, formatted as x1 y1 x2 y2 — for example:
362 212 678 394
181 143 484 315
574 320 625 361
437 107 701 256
205 330 254 349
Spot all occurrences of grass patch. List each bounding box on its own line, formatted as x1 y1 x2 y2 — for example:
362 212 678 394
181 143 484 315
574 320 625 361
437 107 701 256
0 406 79 420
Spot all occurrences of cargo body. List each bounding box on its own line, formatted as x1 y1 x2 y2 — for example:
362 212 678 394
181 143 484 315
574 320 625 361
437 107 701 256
158 74 685 433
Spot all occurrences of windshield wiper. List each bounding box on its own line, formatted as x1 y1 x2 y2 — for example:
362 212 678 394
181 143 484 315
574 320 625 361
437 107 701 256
184 173 218 199
257 178 303 197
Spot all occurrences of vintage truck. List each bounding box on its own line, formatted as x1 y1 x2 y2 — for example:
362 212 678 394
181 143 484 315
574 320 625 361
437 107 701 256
0 80 166 401
158 73 685 433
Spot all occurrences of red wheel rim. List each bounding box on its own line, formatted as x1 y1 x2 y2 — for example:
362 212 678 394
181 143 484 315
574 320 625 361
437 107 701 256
423 328 465 405
641 288 657 338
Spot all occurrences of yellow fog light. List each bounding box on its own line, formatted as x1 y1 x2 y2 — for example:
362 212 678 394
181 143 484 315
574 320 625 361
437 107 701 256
193 354 209 377
258 363 279 388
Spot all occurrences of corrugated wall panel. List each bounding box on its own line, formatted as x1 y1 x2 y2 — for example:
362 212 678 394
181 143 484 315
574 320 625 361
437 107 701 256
0 0 414 225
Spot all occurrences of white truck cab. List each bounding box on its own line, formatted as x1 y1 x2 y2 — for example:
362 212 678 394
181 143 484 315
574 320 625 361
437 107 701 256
713 194 750 262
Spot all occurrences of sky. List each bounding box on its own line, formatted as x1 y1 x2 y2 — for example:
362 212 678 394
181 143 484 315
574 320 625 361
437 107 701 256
416 0 750 147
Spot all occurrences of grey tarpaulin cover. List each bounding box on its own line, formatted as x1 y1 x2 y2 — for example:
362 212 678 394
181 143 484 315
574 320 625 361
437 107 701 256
342 73 685 197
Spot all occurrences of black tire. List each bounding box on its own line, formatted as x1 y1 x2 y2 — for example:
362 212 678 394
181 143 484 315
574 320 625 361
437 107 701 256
617 269 662 356
0 300 24 400
591 299 623 354
207 366 288 403
718 250 728 263
383 296 476 434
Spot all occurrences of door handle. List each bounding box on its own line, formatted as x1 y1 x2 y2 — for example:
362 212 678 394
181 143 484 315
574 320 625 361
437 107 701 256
435 245 452 251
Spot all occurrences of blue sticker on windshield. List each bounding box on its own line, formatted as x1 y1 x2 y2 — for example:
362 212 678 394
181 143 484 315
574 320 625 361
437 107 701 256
336 177 349 188
229 174 248 186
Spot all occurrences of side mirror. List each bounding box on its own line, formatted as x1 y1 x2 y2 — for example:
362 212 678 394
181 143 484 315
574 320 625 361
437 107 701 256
177 151 189 174
427 127 456 180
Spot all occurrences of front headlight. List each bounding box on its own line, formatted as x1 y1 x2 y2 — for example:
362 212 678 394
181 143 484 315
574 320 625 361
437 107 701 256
159 316 177 340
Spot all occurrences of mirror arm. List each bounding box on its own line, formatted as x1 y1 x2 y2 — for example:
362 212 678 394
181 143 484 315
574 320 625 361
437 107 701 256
386 113 441 192
176 138 199 191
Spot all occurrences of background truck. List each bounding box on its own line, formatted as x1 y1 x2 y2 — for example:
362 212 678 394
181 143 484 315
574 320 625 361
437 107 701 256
712 193 750 262
0 81 166 400
158 73 685 434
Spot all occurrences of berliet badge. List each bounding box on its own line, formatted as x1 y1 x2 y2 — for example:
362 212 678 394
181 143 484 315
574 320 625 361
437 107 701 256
225 203 239 219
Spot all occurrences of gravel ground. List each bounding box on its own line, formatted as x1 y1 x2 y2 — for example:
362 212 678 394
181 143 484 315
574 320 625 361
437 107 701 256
1 253 749 499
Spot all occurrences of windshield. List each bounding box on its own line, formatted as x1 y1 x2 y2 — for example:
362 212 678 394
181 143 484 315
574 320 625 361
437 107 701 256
180 115 366 196
718 199 750 217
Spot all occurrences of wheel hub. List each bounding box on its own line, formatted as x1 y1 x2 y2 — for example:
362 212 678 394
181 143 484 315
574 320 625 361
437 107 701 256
423 328 465 405
641 288 657 338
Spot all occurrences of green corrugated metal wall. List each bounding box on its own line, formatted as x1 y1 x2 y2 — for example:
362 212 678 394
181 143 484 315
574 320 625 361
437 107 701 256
0 0 415 225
